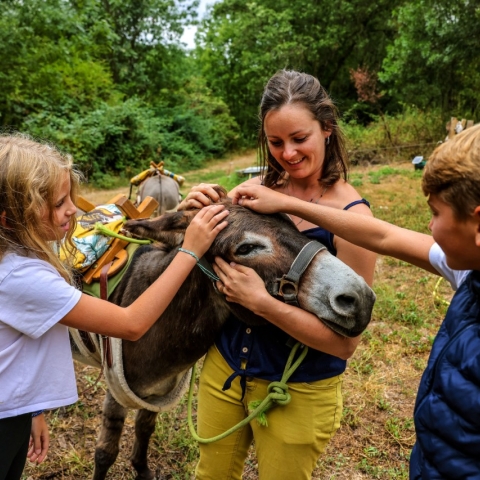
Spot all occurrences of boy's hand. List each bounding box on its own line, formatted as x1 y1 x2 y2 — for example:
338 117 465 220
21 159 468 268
231 185 287 213
28 413 49 464
183 204 229 258
178 183 224 210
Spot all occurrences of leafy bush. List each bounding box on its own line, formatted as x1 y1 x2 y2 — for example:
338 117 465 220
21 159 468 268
24 99 162 183
342 107 445 164
153 77 240 172
23 89 239 186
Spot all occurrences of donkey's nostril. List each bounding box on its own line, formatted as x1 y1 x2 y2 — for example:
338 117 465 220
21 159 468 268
335 294 357 311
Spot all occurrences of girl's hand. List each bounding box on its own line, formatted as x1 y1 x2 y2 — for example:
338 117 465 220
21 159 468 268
231 185 288 213
212 257 270 311
182 204 229 258
28 413 49 464
177 183 225 210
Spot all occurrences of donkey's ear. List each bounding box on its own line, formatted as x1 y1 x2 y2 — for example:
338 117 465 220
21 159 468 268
123 210 196 244
212 185 228 201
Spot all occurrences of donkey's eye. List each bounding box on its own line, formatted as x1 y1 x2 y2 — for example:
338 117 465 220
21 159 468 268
235 244 257 256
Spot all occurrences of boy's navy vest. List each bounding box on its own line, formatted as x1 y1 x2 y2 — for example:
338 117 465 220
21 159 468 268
410 270 480 479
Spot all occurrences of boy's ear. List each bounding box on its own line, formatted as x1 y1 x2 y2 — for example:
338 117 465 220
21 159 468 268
473 206 480 247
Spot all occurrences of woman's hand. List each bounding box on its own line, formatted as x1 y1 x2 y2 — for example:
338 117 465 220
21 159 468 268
213 257 270 312
212 257 360 359
177 183 226 211
28 413 49 464
183 204 229 258
231 184 289 214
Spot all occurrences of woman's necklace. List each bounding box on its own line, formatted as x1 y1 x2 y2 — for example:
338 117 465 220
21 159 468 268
289 186 328 228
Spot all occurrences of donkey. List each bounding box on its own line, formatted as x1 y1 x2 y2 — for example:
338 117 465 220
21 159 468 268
136 174 181 215
81 197 376 480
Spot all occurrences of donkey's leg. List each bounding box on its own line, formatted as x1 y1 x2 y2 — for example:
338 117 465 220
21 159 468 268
92 391 128 480
131 409 158 480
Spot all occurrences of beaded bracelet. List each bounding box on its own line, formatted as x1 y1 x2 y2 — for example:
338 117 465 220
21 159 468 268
178 247 220 282
178 247 200 262
31 410 43 417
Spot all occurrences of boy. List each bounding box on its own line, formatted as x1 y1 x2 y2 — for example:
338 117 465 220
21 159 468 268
226 124 480 478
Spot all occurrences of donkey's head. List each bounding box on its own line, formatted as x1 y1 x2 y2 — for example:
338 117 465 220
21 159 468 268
123 194 376 337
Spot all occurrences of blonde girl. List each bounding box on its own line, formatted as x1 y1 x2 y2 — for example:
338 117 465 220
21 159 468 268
0 134 228 480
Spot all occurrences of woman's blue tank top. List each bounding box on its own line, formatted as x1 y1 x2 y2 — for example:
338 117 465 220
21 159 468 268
215 199 370 395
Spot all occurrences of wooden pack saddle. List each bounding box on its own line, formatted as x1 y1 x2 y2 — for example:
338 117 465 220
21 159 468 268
76 193 158 285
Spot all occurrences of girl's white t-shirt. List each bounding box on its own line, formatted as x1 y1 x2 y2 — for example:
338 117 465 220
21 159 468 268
0 253 82 419
429 242 470 290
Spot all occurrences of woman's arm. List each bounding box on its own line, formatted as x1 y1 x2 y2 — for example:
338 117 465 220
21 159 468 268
231 184 436 274
213 258 359 359
176 181 375 356
59 205 229 341
214 183 375 356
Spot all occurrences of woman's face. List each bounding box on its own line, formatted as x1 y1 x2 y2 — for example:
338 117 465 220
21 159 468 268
264 104 330 181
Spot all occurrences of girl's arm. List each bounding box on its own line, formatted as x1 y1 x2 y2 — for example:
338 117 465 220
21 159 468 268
28 413 49 464
232 185 436 274
59 205 229 341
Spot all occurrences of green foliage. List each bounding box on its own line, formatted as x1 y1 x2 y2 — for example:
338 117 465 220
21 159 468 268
196 0 399 140
343 106 445 164
1 0 478 186
24 91 239 184
0 0 239 186
24 99 160 180
153 77 240 171
380 0 480 117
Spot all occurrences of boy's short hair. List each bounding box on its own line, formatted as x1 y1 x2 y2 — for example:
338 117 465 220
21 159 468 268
422 123 480 220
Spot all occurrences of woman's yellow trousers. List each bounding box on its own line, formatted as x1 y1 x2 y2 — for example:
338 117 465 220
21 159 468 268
195 345 343 480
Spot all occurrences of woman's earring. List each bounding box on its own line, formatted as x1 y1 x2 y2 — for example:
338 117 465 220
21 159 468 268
326 136 330 146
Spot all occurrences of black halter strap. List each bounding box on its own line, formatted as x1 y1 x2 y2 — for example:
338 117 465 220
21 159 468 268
273 241 326 307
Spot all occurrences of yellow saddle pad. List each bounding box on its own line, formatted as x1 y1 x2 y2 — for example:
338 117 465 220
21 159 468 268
60 204 125 272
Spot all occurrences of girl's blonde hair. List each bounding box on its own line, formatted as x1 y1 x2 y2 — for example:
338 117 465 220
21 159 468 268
0 134 82 281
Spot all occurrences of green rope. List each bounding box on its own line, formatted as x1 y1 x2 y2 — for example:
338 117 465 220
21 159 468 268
433 276 450 306
187 342 308 443
94 221 151 245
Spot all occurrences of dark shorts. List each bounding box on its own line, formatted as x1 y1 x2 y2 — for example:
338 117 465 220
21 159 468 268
0 413 31 480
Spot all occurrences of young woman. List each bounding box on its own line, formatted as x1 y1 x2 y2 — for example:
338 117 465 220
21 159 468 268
230 124 480 479
0 134 229 480
179 69 377 480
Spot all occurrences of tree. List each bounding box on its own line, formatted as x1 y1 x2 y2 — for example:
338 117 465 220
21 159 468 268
195 0 399 140
0 0 112 126
380 0 480 117
0 0 239 181
79 0 199 96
